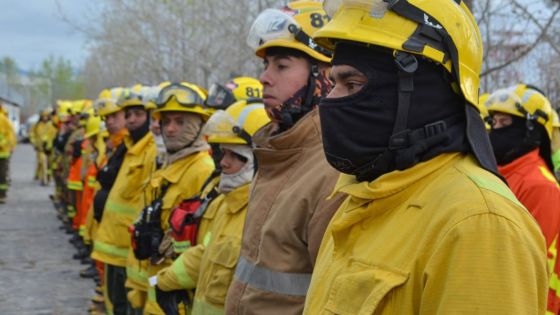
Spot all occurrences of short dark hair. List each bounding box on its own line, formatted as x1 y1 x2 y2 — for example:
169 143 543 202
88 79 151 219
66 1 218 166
265 47 311 61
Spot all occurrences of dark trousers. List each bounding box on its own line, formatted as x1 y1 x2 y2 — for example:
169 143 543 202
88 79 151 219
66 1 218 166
0 157 9 198
106 264 128 315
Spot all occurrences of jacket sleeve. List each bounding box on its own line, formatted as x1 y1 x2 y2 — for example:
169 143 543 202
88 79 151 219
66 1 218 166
420 212 548 314
156 243 205 291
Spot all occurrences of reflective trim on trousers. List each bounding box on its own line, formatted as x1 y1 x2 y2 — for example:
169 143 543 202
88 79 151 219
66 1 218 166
234 256 311 296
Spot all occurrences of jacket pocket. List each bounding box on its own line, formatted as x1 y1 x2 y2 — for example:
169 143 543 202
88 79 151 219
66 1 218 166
204 237 240 305
324 260 408 315
118 163 145 199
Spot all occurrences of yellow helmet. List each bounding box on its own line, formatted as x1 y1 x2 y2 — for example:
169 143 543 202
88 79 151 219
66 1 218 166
41 106 53 117
552 110 560 129
487 86 554 139
68 99 90 115
204 99 271 145
85 115 104 138
247 1 332 63
206 77 263 110
118 84 152 109
56 100 73 122
152 82 210 120
314 0 482 109
144 83 168 110
478 93 491 130
95 87 124 117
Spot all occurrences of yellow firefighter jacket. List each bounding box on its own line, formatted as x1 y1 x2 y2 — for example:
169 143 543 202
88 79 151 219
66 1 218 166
91 133 157 267
303 153 549 315
156 182 250 315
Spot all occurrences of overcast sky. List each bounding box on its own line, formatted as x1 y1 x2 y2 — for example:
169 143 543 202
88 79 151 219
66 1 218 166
0 0 92 71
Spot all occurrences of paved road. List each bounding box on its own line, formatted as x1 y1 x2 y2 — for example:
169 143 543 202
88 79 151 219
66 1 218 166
0 144 92 315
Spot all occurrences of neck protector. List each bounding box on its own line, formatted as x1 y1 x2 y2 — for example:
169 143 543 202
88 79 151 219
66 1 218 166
129 118 150 143
490 116 545 166
320 43 469 182
163 114 204 154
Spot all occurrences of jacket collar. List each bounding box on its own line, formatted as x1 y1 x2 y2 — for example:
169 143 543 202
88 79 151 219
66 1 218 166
159 151 212 184
253 109 322 151
333 153 462 201
124 132 154 155
223 183 250 214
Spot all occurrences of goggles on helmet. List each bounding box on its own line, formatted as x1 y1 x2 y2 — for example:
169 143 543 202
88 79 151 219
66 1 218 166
156 83 205 108
206 83 236 110
247 9 331 58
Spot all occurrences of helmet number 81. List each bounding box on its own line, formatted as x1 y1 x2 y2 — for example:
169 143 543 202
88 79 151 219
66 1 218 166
246 87 261 98
310 13 330 28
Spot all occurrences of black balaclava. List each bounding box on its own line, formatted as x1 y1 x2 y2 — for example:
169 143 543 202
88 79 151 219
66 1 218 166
126 106 150 143
320 42 470 182
265 47 332 133
489 115 551 168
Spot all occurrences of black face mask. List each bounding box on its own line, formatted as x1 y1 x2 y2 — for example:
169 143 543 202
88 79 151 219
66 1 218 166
320 79 397 177
489 116 540 165
129 118 150 143
320 43 468 182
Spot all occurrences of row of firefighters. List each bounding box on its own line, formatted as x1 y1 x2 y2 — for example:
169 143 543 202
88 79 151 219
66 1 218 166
21 1 560 315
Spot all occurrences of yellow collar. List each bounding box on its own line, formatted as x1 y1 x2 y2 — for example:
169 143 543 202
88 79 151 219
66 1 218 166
332 153 462 200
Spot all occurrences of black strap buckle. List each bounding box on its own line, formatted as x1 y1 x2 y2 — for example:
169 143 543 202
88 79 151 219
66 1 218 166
389 129 411 150
424 120 447 138
394 51 418 74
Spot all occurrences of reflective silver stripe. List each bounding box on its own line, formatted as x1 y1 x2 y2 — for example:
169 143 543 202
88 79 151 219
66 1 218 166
234 256 311 296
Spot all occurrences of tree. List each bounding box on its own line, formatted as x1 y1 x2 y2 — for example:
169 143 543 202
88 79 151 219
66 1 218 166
63 0 283 96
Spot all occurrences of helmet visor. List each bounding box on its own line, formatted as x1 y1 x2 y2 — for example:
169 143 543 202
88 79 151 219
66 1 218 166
203 110 242 140
156 83 205 108
247 9 301 51
206 83 236 110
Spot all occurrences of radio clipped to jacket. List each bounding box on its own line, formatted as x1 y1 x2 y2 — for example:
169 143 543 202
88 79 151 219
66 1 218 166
130 183 169 264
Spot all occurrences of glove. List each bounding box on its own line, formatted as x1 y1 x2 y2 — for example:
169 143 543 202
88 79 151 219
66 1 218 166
155 286 189 315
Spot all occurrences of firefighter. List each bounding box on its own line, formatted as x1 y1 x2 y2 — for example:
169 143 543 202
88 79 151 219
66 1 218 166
225 2 346 314
302 1 548 313
205 76 263 165
90 86 157 315
154 99 270 314
30 107 57 185
487 85 560 312
84 87 128 314
132 82 215 315
0 106 16 203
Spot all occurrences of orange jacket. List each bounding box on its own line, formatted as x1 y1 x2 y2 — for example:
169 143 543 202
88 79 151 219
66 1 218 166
80 158 99 237
498 149 560 313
